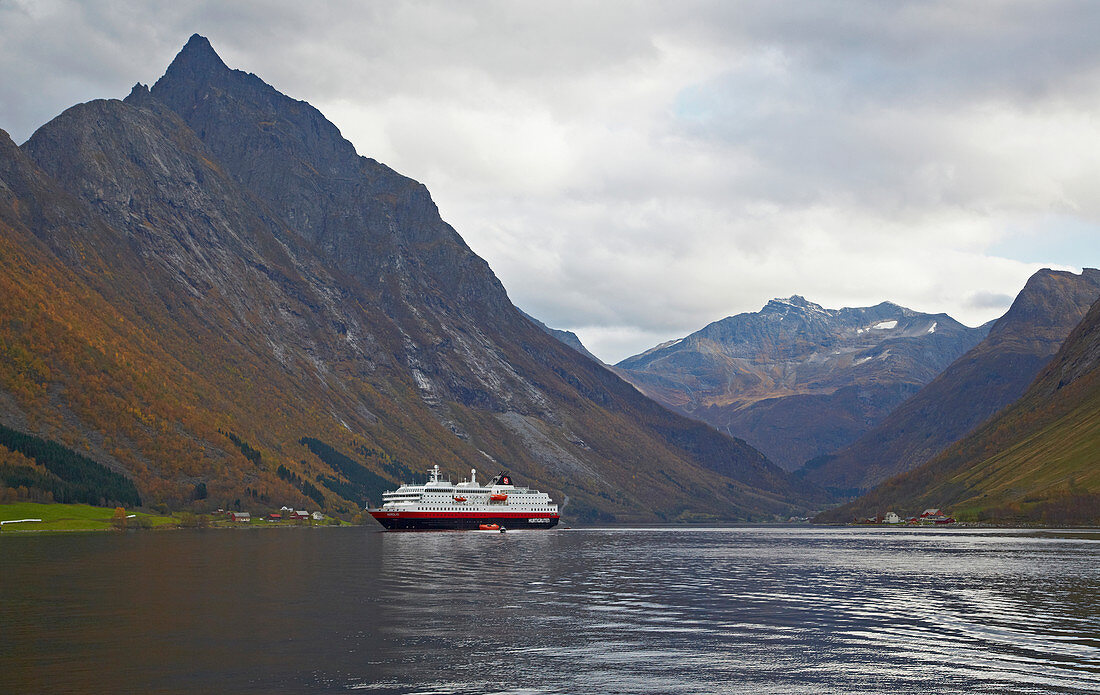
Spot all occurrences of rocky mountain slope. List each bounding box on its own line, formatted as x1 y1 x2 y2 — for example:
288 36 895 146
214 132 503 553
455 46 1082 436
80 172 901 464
0 35 821 522
519 311 602 364
616 296 987 470
819 290 1100 524
802 268 1100 494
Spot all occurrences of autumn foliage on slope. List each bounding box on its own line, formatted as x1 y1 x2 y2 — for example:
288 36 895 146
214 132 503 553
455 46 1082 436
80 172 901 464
0 36 822 521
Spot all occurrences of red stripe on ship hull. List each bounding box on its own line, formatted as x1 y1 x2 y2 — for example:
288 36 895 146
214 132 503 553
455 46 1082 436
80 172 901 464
370 511 558 519
368 510 560 531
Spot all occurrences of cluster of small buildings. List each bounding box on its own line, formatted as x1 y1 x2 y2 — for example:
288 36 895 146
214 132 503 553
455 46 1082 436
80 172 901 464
221 506 324 523
864 508 956 525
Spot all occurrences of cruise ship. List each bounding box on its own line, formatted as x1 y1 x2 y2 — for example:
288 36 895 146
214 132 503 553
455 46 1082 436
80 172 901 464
368 465 560 531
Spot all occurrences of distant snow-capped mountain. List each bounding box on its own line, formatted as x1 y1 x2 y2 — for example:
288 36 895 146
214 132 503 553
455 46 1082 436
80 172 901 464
615 295 989 470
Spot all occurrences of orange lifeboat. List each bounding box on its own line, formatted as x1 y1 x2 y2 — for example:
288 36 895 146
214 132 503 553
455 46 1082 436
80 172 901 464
479 524 500 531
453 496 467 502
489 493 508 502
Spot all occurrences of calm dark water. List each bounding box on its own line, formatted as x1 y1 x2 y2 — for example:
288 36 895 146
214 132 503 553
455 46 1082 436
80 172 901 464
2 526 1099 694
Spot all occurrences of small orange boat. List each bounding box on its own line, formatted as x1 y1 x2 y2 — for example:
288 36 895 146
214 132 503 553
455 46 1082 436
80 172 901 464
479 524 500 531
453 496 467 502
489 493 508 502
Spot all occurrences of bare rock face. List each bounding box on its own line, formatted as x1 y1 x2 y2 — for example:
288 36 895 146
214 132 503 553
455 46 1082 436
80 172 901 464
152 37 504 308
148 34 542 417
616 295 988 470
23 90 387 387
2 34 824 521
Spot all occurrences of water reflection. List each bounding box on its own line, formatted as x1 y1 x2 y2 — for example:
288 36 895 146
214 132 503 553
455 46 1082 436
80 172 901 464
2 527 1098 694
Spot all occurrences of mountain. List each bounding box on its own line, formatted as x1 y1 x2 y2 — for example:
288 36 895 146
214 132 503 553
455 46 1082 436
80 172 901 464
615 296 988 470
804 268 1100 495
819 290 1100 524
519 311 602 364
0 35 820 522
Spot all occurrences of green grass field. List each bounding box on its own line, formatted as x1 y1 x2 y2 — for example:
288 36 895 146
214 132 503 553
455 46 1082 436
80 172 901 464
0 502 177 532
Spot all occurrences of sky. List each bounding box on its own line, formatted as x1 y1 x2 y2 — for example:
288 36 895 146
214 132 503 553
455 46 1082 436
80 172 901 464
3 1 1100 362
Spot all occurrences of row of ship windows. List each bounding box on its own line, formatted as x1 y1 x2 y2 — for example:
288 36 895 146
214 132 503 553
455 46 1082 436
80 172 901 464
386 496 544 500
391 491 542 495
409 510 554 516
403 492 540 495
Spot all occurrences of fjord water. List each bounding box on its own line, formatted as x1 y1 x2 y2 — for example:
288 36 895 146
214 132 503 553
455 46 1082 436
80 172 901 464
3 527 1098 694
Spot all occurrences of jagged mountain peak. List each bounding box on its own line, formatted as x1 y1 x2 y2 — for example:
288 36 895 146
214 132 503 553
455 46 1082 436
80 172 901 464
163 34 229 80
126 83 151 101
147 35 506 318
771 294 811 305
152 35 292 118
737 296 916 327
762 295 831 317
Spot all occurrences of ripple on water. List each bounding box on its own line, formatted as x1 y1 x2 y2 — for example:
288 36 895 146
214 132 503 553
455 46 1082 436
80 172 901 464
3 526 1099 694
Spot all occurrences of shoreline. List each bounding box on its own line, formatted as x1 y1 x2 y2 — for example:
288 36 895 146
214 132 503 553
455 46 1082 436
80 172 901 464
0 501 358 534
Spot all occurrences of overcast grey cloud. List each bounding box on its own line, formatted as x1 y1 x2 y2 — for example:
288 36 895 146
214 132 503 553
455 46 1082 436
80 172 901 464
3 0 1099 361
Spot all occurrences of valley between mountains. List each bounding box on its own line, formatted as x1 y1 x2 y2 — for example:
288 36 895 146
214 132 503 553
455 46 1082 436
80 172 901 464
3 35 1100 526
607 268 1100 523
